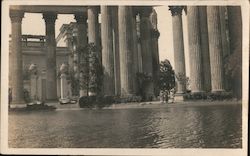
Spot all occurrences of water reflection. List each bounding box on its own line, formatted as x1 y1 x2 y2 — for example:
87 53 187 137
9 103 242 148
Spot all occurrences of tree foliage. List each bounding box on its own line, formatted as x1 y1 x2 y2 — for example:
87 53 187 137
88 43 103 95
158 59 175 93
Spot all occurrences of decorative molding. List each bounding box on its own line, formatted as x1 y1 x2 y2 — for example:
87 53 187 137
139 7 152 18
9 10 24 23
169 6 184 16
42 12 57 24
74 13 87 24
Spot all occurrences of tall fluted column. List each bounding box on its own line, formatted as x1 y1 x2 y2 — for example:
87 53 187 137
88 7 101 96
9 10 25 105
140 7 154 98
75 13 88 97
207 6 225 92
219 6 230 91
136 15 143 73
227 6 242 98
101 6 115 96
111 6 121 96
118 6 135 96
71 26 80 96
198 6 211 92
43 12 58 100
150 9 160 96
169 6 186 97
187 6 204 93
132 8 139 94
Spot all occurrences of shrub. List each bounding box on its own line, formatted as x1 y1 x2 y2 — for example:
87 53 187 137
184 92 233 101
78 95 143 108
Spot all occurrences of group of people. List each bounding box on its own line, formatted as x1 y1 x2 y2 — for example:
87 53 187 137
159 88 174 103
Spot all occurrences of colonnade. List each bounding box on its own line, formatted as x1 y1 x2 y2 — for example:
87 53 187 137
169 6 241 100
9 6 160 105
9 5 242 105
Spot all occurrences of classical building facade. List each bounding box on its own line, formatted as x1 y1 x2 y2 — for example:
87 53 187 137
9 5 242 106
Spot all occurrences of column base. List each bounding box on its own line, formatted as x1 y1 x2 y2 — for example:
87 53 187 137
9 103 26 109
45 98 59 103
10 99 26 105
191 90 205 94
174 93 186 102
211 89 225 93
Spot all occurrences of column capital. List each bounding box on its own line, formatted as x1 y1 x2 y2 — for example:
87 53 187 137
74 13 87 24
140 7 153 17
43 12 57 24
169 6 184 16
132 7 139 17
87 6 100 13
9 10 24 23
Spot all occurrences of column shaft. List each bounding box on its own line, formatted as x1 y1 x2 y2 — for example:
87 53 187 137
101 6 115 96
111 6 121 96
118 6 135 96
169 6 186 94
187 6 203 93
88 7 101 96
43 12 58 100
227 6 242 98
132 9 139 94
219 6 230 91
207 6 225 92
88 7 99 45
75 13 88 97
198 6 212 92
140 7 154 98
136 15 143 73
150 9 160 96
10 11 25 104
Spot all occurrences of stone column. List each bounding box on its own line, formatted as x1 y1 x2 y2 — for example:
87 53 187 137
187 6 204 93
101 6 115 96
132 8 139 94
136 15 143 73
169 6 186 98
9 10 25 105
111 6 121 96
88 6 101 60
75 12 88 97
71 27 80 96
88 6 101 96
43 12 58 100
207 6 225 92
41 69 47 102
219 6 230 91
64 25 73 98
60 63 68 99
227 6 242 98
64 26 73 67
198 6 212 92
140 7 154 99
29 64 38 102
150 9 160 96
118 6 135 96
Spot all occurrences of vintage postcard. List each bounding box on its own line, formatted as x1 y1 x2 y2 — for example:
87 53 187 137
1 0 249 155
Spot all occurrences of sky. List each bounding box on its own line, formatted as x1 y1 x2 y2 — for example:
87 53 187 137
9 6 191 76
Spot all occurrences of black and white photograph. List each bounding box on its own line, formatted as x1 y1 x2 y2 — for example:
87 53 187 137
1 0 249 155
